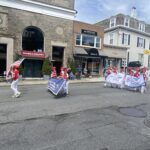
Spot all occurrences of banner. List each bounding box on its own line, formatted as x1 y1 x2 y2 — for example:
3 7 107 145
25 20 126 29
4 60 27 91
48 78 66 95
125 75 145 88
106 73 125 85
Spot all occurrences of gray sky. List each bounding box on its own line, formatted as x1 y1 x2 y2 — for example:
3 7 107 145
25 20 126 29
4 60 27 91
75 0 150 24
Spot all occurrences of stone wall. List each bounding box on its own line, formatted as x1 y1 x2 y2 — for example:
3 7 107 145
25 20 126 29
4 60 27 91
0 6 74 66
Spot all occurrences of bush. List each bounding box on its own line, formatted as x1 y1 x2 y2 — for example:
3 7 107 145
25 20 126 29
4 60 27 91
68 58 76 74
42 57 51 75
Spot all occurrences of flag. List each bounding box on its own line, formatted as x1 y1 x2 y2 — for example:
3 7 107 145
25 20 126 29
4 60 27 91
10 58 25 67
6 58 25 76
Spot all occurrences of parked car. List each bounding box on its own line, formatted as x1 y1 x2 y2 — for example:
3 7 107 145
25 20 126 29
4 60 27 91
128 61 142 67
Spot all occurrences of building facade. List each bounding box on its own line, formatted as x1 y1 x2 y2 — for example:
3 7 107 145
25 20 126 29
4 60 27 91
96 13 150 68
73 21 106 76
0 0 76 77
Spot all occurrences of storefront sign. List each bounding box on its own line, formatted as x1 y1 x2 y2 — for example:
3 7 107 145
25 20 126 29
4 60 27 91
144 49 150 55
81 29 97 36
21 50 45 58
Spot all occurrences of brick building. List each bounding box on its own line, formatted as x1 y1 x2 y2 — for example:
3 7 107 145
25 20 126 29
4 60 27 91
73 21 107 76
0 0 76 77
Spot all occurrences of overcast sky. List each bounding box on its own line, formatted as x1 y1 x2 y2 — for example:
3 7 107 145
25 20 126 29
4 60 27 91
74 0 150 24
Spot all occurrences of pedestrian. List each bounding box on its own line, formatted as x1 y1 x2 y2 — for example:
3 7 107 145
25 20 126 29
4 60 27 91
11 65 21 98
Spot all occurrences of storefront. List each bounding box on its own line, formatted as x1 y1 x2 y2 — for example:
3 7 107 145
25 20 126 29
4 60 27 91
0 0 76 78
103 44 128 69
21 51 45 77
74 48 107 76
73 21 105 76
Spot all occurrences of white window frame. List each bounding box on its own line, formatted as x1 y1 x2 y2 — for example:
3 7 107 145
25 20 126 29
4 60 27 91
75 34 101 48
109 33 114 44
137 37 145 48
124 17 130 27
122 33 130 45
110 17 116 28
139 23 145 32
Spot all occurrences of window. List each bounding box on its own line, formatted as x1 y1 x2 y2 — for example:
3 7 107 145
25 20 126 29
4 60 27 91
124 17 129 27
75 34 101 48
137 37 145 48
138 54 144 65
96 37 101 48
139 23 145 32
82 35 94 47
109 33 114 44
110 18 116 28
76 34 81 45
122 33 130 45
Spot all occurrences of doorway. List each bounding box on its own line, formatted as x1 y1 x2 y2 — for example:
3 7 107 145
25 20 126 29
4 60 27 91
23 59 43 77
0 44 7 76
52 46 64 75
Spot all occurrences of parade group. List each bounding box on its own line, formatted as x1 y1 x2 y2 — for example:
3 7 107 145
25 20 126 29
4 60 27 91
104 65 148 93
7 62 149 98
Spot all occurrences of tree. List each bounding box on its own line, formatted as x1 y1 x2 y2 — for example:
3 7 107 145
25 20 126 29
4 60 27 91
42 57 51 75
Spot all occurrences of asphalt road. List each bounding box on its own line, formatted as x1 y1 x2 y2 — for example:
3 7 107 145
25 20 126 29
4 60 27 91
0 83 150 150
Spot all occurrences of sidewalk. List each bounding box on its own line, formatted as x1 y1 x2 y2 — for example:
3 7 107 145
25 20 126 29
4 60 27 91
0 77 105 87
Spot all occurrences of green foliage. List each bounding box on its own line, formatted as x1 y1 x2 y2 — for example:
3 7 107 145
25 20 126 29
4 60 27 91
68 58 76 74
42 57 51 75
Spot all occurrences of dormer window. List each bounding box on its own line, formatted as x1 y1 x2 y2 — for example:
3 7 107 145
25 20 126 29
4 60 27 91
124 17 129 27
110 17 116 28
139 23 145 32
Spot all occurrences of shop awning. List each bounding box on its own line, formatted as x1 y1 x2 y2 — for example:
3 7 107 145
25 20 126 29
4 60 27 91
74 47 88 55
74 48 107 58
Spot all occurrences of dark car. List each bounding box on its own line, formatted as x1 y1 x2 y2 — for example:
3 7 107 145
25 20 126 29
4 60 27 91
128 61 142 67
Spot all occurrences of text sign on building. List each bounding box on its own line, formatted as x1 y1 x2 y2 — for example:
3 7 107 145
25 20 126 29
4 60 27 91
81 29 97 36
144 50 150 55
21 50 45 58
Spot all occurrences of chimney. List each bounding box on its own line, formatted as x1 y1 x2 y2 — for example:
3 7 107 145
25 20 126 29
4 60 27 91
130 6 137 18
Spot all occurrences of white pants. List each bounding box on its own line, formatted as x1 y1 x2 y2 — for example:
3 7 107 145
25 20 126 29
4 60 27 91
11 79 19 95
65 81 69 94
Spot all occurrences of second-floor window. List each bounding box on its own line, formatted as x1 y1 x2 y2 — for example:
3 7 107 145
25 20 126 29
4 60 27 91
137 37 145 48
122 33 130 45
139 23 145 32
75 34 101 48
110 18 116 28
109 33 114 44
124 17 130 27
